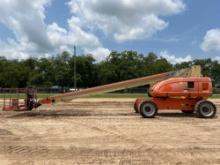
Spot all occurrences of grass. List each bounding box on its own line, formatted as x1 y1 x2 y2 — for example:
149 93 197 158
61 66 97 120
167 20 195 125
211 94 220 98
0 93 220 99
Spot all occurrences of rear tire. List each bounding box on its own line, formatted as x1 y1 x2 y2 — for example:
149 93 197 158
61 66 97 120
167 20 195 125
134 105 139 113
134 99 140 113
140 101 158 118
195 100 216 118
134 98 146 113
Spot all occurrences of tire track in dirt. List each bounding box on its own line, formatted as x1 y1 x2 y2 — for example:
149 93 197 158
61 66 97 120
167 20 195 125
1 145 220 165
62 118 146 148
0 99 219 164
0 129 13 136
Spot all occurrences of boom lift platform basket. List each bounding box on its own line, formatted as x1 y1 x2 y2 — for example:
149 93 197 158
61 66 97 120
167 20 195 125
1 88 38 111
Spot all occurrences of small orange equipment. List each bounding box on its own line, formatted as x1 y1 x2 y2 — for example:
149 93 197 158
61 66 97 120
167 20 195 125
134 77 216 118
2 88 40 111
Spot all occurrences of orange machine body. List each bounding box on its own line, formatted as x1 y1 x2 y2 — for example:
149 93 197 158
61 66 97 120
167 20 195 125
135 77 213 111
149 77 212 98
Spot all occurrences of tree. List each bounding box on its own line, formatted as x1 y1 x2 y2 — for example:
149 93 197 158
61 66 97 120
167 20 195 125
174 61 193 70
0 60 27 87
0 51 219 89
53 52 71 88
208 60 220 87
69 55 97 88
193 58 213 77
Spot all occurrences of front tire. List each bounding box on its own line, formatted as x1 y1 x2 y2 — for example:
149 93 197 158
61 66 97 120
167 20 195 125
195 100 216 118
140 101 158 118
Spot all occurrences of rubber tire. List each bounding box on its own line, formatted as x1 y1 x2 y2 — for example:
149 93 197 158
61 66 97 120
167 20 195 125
195 100 216 118
134 99 140 113
181 110 194 114
134 104 139 113
134 98 146 113
140 101 158 118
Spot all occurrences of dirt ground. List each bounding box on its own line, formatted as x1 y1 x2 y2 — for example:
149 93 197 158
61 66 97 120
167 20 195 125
0 98 220 165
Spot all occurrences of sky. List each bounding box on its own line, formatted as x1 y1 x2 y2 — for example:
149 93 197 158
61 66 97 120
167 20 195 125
0 0 220 63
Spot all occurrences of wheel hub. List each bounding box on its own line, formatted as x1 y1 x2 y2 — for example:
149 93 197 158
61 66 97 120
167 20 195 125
143 104 155 116
200 103 214 117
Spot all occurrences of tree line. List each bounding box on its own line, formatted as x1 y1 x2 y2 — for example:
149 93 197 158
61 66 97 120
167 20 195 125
0 51 219 88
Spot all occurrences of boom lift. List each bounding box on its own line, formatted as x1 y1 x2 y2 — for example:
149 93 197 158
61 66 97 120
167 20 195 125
1 65 217 118
134 77 216 118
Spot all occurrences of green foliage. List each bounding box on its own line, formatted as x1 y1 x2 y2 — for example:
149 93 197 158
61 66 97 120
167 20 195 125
0 51 219 88
69 55 97 87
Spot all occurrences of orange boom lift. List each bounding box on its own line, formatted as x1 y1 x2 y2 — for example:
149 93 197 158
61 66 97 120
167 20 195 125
134 77 216 118
1 65 217 118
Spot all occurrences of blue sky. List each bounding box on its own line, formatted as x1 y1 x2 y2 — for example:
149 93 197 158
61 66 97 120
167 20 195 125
0 0 220 63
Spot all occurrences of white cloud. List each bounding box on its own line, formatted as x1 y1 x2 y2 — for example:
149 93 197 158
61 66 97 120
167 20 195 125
0 0 109 61
0 0 53 52
68 0 185 42
201 29 220 52
86 47 111 62
0 38 34 59
160 50 192 64
214 56 220 63
113 15 168 42
0 0 186 61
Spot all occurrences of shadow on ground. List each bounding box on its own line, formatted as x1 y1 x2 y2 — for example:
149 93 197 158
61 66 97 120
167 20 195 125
157 112 196 118
7 110 201 119
8 110 135 118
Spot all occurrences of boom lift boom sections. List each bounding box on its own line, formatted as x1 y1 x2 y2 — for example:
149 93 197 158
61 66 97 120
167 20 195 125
40 65 202 104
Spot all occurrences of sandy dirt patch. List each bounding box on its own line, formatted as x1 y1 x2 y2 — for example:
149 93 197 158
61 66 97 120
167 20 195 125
0 98 219 165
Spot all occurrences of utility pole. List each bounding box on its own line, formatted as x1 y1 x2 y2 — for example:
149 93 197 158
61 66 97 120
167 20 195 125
74 45 77 91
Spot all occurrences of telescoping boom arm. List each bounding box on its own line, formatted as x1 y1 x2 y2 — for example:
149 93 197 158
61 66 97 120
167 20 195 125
39 65 202 104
